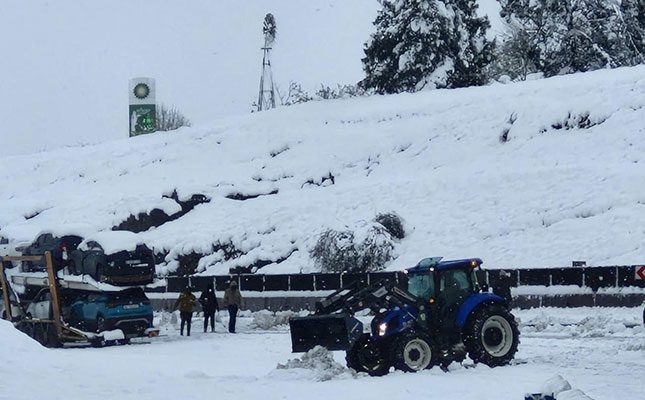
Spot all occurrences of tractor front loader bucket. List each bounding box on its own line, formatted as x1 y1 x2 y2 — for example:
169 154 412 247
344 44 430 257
289 313 363 352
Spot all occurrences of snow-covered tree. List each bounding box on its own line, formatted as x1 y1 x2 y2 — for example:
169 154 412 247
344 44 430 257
618 0 645 65
361 0 494 93
498 0 643 78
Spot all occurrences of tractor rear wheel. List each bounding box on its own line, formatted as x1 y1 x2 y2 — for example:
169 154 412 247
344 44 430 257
464 305 519 367
390 331 436 372
346 334 390 376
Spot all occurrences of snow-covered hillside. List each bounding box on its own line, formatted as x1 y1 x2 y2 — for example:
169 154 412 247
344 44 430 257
1 66 644 275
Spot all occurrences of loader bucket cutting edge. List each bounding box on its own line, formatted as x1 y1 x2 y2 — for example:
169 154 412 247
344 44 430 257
289 314 363 353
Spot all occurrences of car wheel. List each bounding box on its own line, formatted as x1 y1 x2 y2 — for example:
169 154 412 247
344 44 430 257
97 315 106 333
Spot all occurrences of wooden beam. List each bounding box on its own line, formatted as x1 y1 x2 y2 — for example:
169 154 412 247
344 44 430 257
45 252 63 337
1 255 46 262
0 262 12 320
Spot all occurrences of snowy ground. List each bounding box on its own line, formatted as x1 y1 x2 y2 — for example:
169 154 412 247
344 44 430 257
1 307 643 400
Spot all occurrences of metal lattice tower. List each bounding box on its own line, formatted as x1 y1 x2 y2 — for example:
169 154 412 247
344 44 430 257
257 14 277 112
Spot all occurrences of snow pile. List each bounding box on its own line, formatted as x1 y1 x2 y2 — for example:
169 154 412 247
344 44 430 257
519 308 645 338
275 346 361 381
251 310 298 330
538 375 595 400
0 320 45 356
1 66 644 275
540 375 572 396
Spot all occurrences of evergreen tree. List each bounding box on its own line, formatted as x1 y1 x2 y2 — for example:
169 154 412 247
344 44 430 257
618 0 645 65
361 0 494 93
499 0 643 78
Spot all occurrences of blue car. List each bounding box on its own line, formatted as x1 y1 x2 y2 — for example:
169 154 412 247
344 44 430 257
67 288 153 338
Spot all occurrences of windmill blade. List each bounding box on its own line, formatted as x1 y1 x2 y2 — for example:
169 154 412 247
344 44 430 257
263 13 277 46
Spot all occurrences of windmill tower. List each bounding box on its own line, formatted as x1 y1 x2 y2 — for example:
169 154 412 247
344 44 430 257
257 14 277 112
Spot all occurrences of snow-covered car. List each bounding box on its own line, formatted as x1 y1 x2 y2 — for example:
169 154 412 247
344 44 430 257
66 287 154 337
0 285 24 320
0 235 29 268
68 231 155 286
20 224 96 272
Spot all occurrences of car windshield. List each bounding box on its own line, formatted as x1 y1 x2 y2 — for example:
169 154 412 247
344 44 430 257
408 273 435 300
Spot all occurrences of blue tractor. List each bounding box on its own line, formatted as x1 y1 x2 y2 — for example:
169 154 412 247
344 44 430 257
289 257 520 375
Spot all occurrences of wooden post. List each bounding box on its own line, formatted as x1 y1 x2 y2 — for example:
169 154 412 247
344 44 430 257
0 259 13 320
45 252 63 336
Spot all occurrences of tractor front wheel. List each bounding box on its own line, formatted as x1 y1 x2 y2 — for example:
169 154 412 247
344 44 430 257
464 305 519 367
346 334 391 376
391 331 436 372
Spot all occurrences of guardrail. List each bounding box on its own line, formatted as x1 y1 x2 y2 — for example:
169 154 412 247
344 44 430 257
155 265 645 293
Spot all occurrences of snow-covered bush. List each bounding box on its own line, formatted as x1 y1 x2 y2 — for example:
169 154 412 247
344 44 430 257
156 104 191 132
311 222 395 273
375 212 405 239
279 81 366 106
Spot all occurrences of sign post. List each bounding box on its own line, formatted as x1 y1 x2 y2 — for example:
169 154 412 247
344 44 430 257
635 266 645 281
129 77 156 137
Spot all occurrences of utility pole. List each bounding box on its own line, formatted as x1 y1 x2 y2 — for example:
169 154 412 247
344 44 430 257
257 14 277 112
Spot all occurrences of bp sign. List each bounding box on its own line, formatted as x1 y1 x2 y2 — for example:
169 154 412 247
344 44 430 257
129 77 156 137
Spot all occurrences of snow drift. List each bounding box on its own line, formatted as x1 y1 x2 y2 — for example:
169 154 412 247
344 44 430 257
0 66 644 275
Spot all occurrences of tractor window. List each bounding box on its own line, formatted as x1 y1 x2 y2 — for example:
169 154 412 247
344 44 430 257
440 270 471 292
408 274 435 301
439 269 472 306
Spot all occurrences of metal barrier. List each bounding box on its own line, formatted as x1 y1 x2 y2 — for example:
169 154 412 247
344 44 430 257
156 265 645 293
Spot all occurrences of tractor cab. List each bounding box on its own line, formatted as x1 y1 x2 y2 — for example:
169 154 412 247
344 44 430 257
406 257 484 339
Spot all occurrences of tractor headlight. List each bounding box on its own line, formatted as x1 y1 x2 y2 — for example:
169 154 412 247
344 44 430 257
378 322 387 336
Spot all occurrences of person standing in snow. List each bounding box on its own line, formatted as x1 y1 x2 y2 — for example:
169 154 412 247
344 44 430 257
223 280 242 333
174 287 197 336
199 283 219 333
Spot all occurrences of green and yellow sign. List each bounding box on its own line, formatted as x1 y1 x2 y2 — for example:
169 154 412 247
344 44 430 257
129 78 156 137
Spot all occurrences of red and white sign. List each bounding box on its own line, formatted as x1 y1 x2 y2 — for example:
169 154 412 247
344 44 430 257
635 266 645 281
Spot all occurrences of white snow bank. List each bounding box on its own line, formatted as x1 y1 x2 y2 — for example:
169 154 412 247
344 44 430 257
557 390 594 400
541 375 572 397
99 329 126 341
0 320 45 356
251 310 299 330
537 375 595 400
274 345 362 381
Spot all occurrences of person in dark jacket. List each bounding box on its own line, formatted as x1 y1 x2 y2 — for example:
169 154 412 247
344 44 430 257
493 270 514 307
223 281 242 333
199 283 220 333
174 287 197 336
